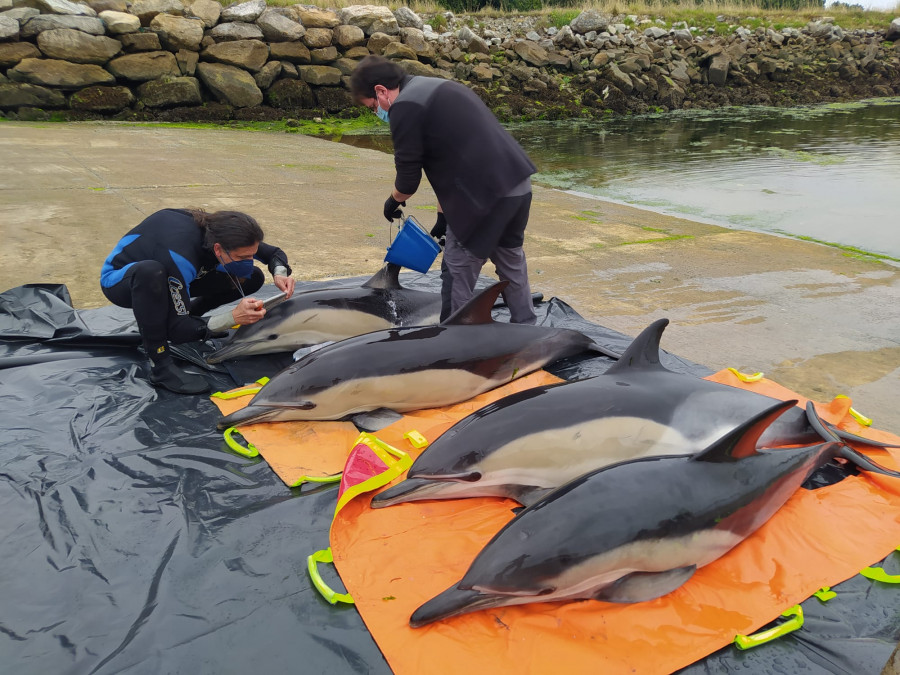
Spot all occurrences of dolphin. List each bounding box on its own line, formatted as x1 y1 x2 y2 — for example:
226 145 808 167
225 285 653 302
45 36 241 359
409 400 900 627
216 281 614 430
373 317 898 509
206 264 441 363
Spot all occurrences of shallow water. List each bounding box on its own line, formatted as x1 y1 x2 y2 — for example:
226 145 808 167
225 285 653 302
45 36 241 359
339 98 900 260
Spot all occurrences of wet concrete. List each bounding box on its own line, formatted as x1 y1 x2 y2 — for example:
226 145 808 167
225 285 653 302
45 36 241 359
1 121 898 435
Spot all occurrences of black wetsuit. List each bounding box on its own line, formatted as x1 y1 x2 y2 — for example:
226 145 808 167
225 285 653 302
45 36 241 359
100 209 290 357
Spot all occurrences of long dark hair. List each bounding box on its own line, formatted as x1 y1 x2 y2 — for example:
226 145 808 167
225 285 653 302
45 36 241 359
189 210 264 250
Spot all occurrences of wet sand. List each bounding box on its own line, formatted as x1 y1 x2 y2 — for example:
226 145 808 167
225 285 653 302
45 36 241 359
1 122 898 435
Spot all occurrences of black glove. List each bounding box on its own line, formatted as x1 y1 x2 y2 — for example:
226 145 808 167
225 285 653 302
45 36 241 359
430 212 447 240
383 194 405 222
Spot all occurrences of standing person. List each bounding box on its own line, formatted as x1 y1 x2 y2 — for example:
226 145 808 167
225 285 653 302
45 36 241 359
350 55 538 324
101 208 295 394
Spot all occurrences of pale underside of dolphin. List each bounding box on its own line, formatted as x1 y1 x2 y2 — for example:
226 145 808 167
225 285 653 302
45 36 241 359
206 263 441 364
373 317 899 509
216 281 615 430
409 400 900 627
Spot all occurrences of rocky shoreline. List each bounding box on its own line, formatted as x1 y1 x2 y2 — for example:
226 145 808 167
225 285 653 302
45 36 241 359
1 0 899 122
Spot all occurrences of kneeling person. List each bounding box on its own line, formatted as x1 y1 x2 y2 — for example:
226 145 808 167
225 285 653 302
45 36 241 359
101 208 295 394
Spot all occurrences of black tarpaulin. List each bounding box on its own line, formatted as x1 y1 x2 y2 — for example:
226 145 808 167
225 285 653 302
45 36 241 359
0 275 896 675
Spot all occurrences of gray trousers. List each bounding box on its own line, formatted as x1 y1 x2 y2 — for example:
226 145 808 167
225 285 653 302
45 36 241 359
440 229 537 325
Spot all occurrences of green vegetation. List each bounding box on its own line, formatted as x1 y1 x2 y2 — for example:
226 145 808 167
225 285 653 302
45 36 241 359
775 232 900 263
616 234 694 246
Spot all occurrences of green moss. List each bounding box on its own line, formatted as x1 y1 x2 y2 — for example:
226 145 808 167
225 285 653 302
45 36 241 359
617 235 694 246
776 232 900 263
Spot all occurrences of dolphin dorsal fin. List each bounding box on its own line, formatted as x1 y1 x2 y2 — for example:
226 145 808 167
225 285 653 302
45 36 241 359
441 281 509 325
693 399 798 462
362 263 402 290
604 318 669 374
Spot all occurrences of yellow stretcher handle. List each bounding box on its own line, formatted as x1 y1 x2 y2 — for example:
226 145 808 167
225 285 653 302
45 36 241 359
288 473 342 488
307 548 354 605
223 426 259 458
860 546 900 583
727 367 764 383
733 605 803 650
834 395 873 426
813 586 836 602
211 377 270 400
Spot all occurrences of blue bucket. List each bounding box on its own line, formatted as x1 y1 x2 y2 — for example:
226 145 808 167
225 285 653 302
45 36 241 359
384 215 440 273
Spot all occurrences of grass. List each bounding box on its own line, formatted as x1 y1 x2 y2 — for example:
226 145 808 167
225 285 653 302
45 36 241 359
251 0 899 34
775 232 900 264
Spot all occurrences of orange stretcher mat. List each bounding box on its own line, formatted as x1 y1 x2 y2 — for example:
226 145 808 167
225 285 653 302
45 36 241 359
329 370 900 675
210 371 564 487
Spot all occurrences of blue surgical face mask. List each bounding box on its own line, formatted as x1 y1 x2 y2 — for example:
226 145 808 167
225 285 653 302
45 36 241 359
216 252 254 278
376 105 390 124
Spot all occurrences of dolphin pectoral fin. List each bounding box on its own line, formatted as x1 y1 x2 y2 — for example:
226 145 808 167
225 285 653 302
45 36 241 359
410 586 502 628
350 408 404 432
694 399 798 463
595 565 697 604
587 342 622 360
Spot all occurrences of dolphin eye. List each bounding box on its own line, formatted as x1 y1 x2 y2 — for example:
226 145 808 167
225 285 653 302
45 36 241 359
267 334 279 341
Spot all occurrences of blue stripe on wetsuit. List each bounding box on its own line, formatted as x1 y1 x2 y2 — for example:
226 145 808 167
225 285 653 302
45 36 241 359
168 250 197 291
100 234 140 288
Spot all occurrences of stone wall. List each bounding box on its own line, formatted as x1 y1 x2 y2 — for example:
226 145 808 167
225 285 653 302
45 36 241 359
1 0 898 121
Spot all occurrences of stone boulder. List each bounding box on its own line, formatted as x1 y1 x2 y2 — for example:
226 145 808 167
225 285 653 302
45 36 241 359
69 84 133 110
9 57 114 88
289 6 339 29
268 41 309 63
314 85 352 112
99 10 140 34
400 26 434 62
333 24 365 49
36 28 122 64
707 52 729 86
457 26 488 54
0 15 19 41
137 75 201 106
150 13 204 51
298 64 341 85
221 0 265 23
35 0 97 17
644 26 668 40
106 50 180 80
265 77 313 107
256 9 304 42
0 81 66 108
185 0 220 28
339 5 398 36
303 27 333 48
21 15 105 37
121 32 161 51
86 0 128 12
208 21 264 42
396 58 445 78
383 41 415 61
570 9 608 35
887 18 900 42
196 61 262 106
309 46 338 64
0 42 41 68
367 31 400 55
202 38 268 71
129 0 184 26
513 40 549 67
253 59 279 88
393 7 422 30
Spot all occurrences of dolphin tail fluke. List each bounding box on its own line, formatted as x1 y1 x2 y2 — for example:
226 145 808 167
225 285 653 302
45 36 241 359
216 405 279 431
410 586 499 628
838 445 900 478
604 318 669 374
370 478 438 508
831 425 900 449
